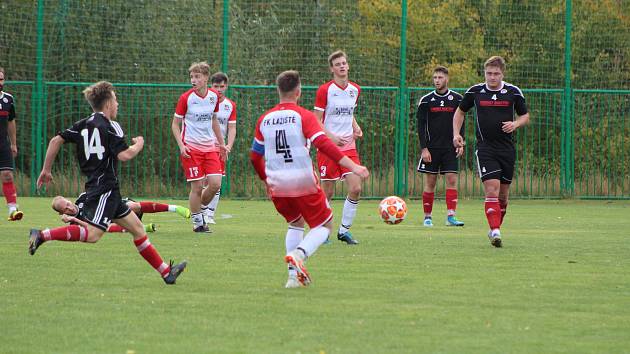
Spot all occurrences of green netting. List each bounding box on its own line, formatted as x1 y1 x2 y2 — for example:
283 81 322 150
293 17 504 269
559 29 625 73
1 0 629 199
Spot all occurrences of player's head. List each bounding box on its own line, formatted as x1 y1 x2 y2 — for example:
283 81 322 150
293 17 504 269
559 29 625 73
276 70 301 100
484 56 505 89
328 50 349 79
52 196 78 215
0 67 5 91
83 81 118 118
432 66 449 91
210 72 229 97
189 61 211 89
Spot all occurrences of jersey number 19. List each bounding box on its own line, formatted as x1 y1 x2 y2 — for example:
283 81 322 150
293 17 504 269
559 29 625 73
80 128 105 160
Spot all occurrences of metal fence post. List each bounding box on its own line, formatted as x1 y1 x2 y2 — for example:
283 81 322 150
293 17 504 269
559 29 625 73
561 0 574 196
395 0 408 197
221 0 231 196
31 0 45 195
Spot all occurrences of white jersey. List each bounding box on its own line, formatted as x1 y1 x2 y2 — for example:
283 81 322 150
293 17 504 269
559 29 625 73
216 97 237 141
174 88 220 152
254 102 325 197
314 80 361 151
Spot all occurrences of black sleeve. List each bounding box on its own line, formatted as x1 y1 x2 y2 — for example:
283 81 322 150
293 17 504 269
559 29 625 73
8 103 16 121
458 91 475 113
58 121 82 144
416 99 428 149
107 123 129 157
514 94 528 116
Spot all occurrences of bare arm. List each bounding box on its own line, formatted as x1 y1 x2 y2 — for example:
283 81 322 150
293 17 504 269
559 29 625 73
452 108 466 148
502 113 530 133
61 214 89 228
171 116 190 158
7 120 17 157
352 117 363 139
314 110 345 146
37 135 65 188
226 122 237 152
117 136 144 162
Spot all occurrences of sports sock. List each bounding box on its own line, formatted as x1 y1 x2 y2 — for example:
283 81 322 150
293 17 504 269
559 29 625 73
445 189 458 216
134 235 170 278
422 192 434 217
484 197 502 230
107 224 126 233
297 226 330 257
139 202 169 213
285 226 305 253
41 225 88 242
208 190 221 217
191 212 204 227
338 197 358 234
2 181 17 209
500 200 508 225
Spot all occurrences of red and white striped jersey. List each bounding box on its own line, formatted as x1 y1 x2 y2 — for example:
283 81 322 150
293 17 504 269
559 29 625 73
174 88 221 152
314 80 361 151
216 97 237 140
254 102 325 197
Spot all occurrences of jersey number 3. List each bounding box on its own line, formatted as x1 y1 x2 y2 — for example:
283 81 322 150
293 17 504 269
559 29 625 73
80 128 105 160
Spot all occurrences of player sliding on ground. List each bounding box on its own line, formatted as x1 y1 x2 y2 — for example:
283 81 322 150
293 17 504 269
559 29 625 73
31 81 187 284
51 194 191 233
250 70 369 288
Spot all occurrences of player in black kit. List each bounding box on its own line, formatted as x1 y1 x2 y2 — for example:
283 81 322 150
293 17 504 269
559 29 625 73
453 56 530 247
31 81 186 284
416 66 465 228
0 67 23 221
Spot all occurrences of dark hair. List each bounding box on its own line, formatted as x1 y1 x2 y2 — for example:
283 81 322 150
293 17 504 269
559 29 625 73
433 65 449 75
276 70 300 95
83 81 115 110
211 72 229 84
328 50 347 67
484 56 506 72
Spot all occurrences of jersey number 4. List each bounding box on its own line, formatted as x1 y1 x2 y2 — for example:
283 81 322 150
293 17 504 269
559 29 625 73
275 130 293 163
80 128 105 160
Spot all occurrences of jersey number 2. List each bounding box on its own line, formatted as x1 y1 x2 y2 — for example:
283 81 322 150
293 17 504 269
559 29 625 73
275 130 293 163
80 128 105 160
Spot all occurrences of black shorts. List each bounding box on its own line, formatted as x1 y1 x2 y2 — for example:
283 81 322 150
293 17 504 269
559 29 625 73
121 197 143 220
78 188 132 231
475 146 516 184
417 148 459 174
0 147 14 171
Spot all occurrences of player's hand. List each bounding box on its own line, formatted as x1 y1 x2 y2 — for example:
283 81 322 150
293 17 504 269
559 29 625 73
421 148 432 163
502 121 518 133
455 146 464 158
131 136 144 151
352 164 369 179
61 214 73 223
453 134 465 148
37 170 53 188
10 144 17 158
353 126 363 140
179 144 191 158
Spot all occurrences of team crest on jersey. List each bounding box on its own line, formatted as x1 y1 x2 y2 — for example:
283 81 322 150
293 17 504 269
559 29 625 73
224 104 230 111
448 95 453 100
349 90 355 98
2 98 7 103
500 89 507 94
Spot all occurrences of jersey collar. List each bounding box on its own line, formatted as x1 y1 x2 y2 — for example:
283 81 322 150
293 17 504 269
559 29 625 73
433 89 450 97
485 81 505 92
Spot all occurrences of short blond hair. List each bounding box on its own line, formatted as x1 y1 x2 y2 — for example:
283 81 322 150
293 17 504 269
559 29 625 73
83 81 115 110
484 56 506 72
51 196 66 214
188 61 211 76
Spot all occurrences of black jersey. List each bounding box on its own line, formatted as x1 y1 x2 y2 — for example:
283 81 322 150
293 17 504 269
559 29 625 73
416 90 463 149
58 112 129 191
0 92 16 149
459 82 528 148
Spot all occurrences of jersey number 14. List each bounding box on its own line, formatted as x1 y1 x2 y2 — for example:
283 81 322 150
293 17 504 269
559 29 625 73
80 128 105 160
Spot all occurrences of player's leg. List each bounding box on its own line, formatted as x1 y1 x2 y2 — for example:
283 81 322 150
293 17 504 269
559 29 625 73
497 148 516 226
422 173 438 227
337 172 360 244
284 218 305 288
107 223 156 233
201 174 222 225
205 188 221 224
189 180 207 232
132 200 190 219
477 148 503 247
444 173 464 226
499 184 510 225
113 207 186 284
1 167 22 221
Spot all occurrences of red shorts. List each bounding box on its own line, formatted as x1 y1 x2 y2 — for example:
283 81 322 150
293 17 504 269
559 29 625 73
220 159 226 177
317 149 360 181
271 189 333 228
180 149 223 181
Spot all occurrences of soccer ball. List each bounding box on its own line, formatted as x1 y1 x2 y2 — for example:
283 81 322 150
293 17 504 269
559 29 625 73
378 196 407 224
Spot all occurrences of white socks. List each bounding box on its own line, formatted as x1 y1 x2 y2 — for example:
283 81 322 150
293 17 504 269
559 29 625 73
285 226 304 277
338 197 358 235
297 226 330 258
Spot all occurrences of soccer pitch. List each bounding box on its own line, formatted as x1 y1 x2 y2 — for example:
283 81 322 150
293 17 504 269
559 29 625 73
1 197 629 353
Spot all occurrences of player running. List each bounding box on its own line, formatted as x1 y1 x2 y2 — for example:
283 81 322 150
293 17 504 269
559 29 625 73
453 56 530 247
416 66 465 227
200 72 237 225
51 194 190 233
171 62 227 233
314 50 363 245
32 81 187 284
250 70 368 288
0 67 23 221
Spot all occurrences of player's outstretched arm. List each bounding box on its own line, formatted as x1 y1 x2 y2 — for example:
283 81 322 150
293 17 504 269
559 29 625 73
339 156 369 179
37 135 65 188
118 136 144 162
452 108 466 148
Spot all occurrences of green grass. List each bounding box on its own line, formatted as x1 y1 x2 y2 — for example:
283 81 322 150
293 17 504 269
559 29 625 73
1 197 629 354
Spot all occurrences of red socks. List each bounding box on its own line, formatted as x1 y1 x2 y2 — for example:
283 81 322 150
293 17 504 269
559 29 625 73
42 225 88 242
422 192 434 216
500 200 508 225
2 181 17 205
484 197 502 230
134 235 170 277
107 224 126 233
445 189 458 216
140 202 169 213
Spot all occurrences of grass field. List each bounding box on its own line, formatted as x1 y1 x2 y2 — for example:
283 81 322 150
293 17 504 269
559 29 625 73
1 197 629 354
